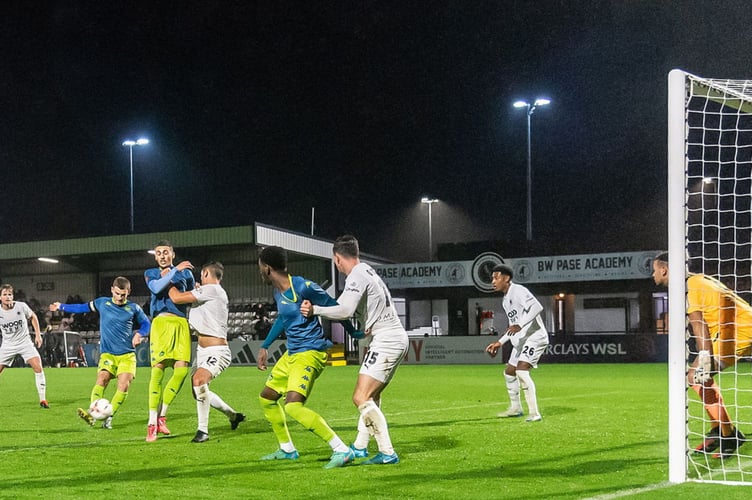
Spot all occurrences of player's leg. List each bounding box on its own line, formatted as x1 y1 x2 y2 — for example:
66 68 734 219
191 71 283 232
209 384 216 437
201 346 242 423
354 376 397 461
159 318 192 432
282 351 352 468
26 354 48 407
356 339 406 465
498 346 523 417
259 352 298 459
147 316 168 439
91 353 117 403
111 355 136 417
517 335 548 422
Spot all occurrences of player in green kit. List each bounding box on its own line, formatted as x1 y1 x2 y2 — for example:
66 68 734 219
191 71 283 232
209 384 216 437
144 240 195 442
50 277 151 429
256 245 355 469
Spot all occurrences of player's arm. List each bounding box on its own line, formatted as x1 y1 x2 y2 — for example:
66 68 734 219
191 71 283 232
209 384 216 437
299 285 362 337
513 294 544 331
28 310 42 347
51 302 95 314
168 286 198 305
688 310 714 383
257 318 284 371
485 328 511 357
172 263 196 291
146 267 179 294
688 310 713 352
308 288 361 320
133 306 152 346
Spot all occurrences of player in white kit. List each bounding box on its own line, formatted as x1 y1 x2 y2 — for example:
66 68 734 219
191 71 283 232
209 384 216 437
0 284 48 408
301 235 408 465
485 264 549 422
168 261 245 442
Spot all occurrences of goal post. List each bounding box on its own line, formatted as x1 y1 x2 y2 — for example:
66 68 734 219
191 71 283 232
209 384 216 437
667 69 752 484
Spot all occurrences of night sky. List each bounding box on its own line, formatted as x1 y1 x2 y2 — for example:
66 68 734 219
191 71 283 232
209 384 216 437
2 2 752 262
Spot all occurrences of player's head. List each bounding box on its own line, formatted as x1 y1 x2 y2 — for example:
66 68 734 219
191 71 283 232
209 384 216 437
258 246 287 283
332 235 360 273
491 264 514 293
201 261 224 283
111 277 131 305
333 235 359 258
652 252 669 287
154 239 176 269
0 284 14 304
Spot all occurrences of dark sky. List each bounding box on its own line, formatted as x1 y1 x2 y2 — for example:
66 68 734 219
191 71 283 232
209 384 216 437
2 2 751 262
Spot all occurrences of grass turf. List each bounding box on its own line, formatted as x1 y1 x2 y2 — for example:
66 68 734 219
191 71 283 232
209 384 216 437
1 363 751 499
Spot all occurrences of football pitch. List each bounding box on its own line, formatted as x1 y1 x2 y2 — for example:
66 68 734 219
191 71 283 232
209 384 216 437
1 363 750 499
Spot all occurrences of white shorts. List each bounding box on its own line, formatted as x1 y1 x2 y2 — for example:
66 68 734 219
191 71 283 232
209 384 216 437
194 345 231 379
0 341 40 367
508 330 549 369
360 331 408 384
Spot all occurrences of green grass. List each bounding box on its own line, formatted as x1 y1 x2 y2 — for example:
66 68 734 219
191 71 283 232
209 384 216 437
1 363 751 499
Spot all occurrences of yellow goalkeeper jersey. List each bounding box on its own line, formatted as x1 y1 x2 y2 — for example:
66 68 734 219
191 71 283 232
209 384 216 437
686 273 752 363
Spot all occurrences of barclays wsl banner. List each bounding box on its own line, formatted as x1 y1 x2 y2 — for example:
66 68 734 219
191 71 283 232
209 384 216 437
373 250 660 291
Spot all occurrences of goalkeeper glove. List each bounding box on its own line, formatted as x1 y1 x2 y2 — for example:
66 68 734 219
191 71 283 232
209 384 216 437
693 350 712 384
350 330 366 340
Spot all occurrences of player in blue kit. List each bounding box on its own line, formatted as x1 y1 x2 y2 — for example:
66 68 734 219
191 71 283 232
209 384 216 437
50 276 150 429
144 239 195 442
256 245 355 469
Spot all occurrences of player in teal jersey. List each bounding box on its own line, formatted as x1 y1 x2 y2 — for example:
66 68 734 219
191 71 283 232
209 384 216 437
144 239 195 442
50 276 150 428
256 245 355 469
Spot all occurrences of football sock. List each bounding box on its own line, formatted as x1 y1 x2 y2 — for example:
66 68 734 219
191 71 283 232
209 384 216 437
353 414 371 450
35 371 47 401
149 366 165 412
111 390 127 416
163 366 190 408
504 373 521 410
517 370 539 416
194 384 210 433
259 395 293 446
159 403 170 418
328 436 349 453
90 384 105 404
209 391 235 417
280 442 296 454
284 401 338 444
692 382 734 436
358 400 395 456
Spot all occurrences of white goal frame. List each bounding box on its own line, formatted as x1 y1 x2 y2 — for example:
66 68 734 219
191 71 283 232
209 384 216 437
667 69 752 484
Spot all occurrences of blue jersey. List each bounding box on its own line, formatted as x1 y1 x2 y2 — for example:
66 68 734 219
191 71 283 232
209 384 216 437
144 266 195 318
63 298 150 355
270 275 337 354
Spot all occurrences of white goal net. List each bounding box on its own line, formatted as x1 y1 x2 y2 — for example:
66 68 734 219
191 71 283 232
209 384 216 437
668 69 752 484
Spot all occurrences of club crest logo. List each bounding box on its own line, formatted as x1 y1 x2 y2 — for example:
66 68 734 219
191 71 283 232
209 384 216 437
471 252 504 293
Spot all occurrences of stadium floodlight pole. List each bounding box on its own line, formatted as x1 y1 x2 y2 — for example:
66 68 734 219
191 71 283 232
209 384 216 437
421 197 439 261
122 138 149 233
514 98 551 241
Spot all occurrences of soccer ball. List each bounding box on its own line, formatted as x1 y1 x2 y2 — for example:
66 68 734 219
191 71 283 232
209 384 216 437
89 398 113 420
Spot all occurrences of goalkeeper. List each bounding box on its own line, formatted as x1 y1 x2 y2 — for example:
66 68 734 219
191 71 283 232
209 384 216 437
652 253 750 458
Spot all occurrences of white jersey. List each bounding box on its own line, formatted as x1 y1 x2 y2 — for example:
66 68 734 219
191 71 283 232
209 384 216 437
187 284 229 339
502 282 547 348
314 262 405 338
0 301 35 348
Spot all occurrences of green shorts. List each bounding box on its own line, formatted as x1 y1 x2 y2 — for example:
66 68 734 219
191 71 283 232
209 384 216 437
265 349 328 399
150 315 191 366
98 352 137 377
